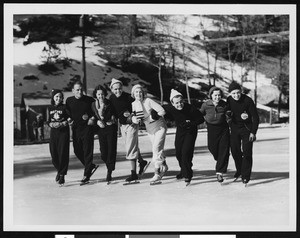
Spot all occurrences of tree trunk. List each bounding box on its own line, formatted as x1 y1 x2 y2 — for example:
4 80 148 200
158 52 164 105
206 48 211 86
182 43 191 104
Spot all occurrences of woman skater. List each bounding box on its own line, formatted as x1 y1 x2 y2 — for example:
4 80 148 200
91 85 118 183
47 89 70 186
200 86 230 183
131 84 168 185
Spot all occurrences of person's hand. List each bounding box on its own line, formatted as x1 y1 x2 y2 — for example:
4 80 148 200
123 111 130 118
249 133 256 142
87 117 95 126
132 116 140 124
49 122 61 128
97 120 105 128
67 118 74 126
61 121 68 127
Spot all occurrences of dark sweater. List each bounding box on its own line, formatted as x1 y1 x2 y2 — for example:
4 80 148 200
227 94 259 134
109 92 134 125
200 99 229 125
164 103 204 130
47 104 69 130
66 95 95 127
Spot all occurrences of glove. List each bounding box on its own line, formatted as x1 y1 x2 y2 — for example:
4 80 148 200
150 109 160 121
61 121 68 127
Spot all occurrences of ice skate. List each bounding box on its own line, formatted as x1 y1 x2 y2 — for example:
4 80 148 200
176 173 183 180
233 172 241 182
80 176 90 186
158 161 168 178
242 178 249 187
106 171 112 185
123 170 140 185
138 160 150 178
58 175 65 187
217 174 224 184
150 174 162 185
185 178 191 186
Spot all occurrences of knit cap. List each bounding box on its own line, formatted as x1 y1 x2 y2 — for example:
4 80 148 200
228 81 241 93
170 89 183 102
110 78 123 89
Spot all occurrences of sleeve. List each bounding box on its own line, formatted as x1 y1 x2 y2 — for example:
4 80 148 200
248 98 259 134
190 105 205 126
65 98 72 119
148 98 166 116
162 104 174 121
199 102 206 116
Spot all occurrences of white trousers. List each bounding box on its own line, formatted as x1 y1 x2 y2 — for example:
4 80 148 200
120 124 139 160
147 125 167 169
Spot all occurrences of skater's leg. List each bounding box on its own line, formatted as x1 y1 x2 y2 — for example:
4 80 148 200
216 126 230 174
241 128 253 182
121 124 139 160
174 131 184 175
98 129 108 164
57 128 70 176
106 126 118 172
49 130 59 171
82 126 95 177
230 127 242 177
72 129 85 166
181 132 197 180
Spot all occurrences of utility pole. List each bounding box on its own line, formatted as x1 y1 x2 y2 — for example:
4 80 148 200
79 15 87 94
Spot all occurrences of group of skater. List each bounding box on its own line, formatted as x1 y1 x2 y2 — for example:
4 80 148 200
47 77 259 187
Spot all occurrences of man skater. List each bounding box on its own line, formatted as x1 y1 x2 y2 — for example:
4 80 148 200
109 78 148 183
227 81 259 185
66 81 99 184
164 89 205 184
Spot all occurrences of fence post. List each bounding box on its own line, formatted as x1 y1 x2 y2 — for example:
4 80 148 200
269 108 273 125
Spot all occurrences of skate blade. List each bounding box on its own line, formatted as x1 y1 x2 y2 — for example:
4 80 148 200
150 181 162 185
59 184 64 187
185 182 191 186
123 181 140 186
80 181 90 186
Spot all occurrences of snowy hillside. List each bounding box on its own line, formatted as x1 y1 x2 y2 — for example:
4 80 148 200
13 15 282 106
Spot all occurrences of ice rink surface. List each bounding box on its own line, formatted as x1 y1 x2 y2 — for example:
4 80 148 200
11 125 293 232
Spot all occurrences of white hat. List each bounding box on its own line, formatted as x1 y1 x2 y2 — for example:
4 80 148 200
131 84 144 98
110 78 123 89
170 89 182 102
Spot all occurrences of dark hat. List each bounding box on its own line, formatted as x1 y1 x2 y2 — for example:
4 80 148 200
228 81 241 93
208 86 223 98
51 89 63 98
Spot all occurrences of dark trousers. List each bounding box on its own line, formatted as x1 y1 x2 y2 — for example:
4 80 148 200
175 128 198 179
72 126 95 176
49 127 70 176
207 123 230 174
230 125 253 180
97 125 118 172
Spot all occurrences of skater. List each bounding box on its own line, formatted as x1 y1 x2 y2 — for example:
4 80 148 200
131 84 168 185
66 81 99 184
47 89 70 186
200 86 230 183
164 89 205 184
91 85 118 183
227 81 259 185
109 78 148 183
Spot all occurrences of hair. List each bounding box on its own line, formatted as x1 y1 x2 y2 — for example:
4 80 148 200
131 85 147 99
72 80 83 89
171 95 183 103
92 84 108 98
51 91 64 106
209 87 224 99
